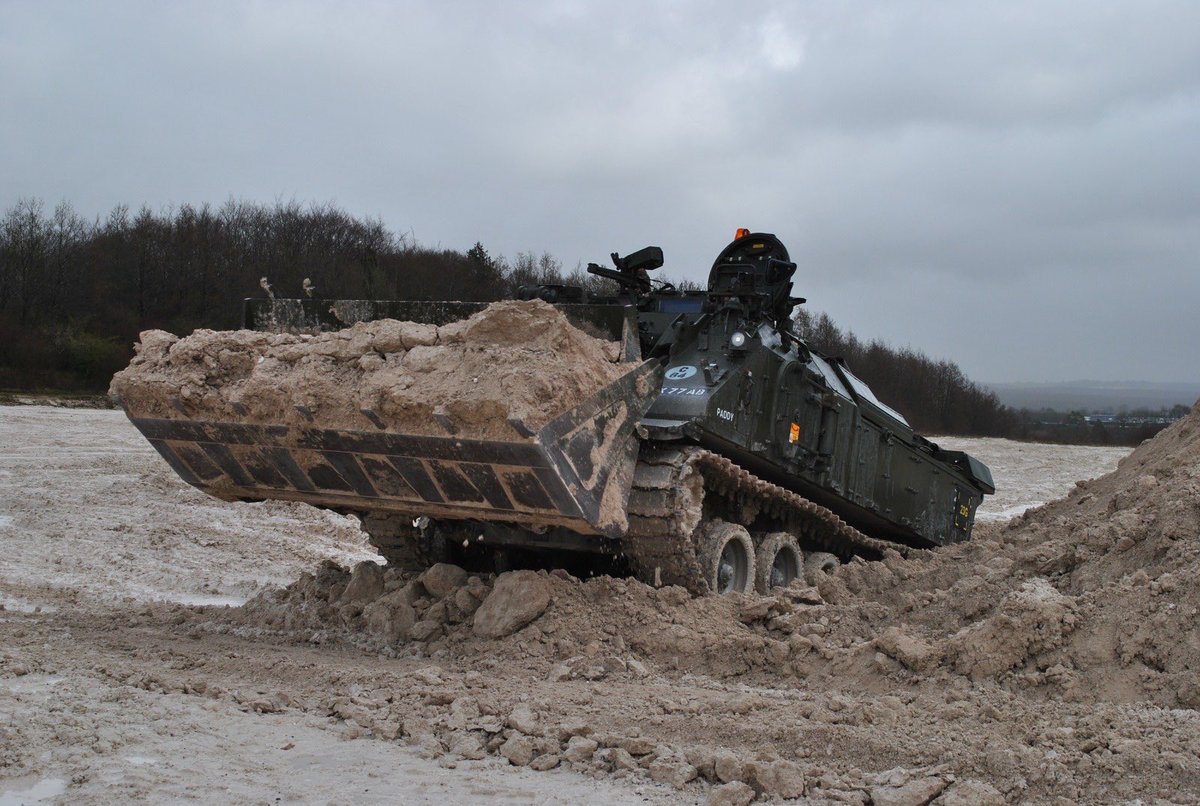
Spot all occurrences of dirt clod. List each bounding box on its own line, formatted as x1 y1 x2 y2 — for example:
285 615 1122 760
870 776 948 806
649 756 699 789
935 779 1005 806
707 781 756 806
339 560 385 603
420 563 469 599
564 736 599 763
472 570 552 638
749 758 806 800
500 733 537 766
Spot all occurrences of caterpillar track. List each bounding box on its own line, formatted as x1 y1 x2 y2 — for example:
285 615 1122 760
359 444 907 595
624 446 907 593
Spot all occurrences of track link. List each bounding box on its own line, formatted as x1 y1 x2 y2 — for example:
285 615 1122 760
625 445 905 592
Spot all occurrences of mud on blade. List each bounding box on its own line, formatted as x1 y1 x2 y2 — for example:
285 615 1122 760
120 360 661 539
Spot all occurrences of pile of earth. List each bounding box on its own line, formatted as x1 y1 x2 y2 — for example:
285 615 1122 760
217 398 1200 709
170 400 1200 801
220 559 833 681
822 396 1200 707
108 299 630 439
195 563 988 804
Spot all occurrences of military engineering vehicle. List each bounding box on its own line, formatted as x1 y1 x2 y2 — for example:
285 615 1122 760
115 230 994 595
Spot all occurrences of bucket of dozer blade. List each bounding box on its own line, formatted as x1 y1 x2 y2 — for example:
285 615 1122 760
118 358 662 539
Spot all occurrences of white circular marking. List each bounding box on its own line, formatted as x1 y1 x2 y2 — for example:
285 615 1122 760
665 365 698 380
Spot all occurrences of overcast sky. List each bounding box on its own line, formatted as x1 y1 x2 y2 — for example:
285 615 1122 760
2 1 1198 383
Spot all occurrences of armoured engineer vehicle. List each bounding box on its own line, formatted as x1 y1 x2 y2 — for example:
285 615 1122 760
117 229 994 595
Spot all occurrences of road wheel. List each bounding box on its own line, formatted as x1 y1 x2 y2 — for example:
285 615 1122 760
755 532 803 593
698 520 755 595
803 551 840 585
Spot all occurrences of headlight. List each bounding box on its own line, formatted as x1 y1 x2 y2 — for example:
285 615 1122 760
730 331 747 349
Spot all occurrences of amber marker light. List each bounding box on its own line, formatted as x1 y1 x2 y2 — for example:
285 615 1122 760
734 227 750 239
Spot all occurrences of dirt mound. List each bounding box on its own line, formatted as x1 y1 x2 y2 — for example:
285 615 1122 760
212 564 974 801
214 401 1200 710
109 300 629 439
191 401 1200 800
822 398 1200 706
224 559 825 680
16 403 1200 802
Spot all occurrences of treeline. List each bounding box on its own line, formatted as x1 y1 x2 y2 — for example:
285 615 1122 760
792 309 1018 436
791 309 1179 445
0 198 604 390
1 197 1161 445
1002 407 1186 446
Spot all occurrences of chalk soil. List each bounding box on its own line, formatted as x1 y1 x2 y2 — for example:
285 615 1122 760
4 404 1200 803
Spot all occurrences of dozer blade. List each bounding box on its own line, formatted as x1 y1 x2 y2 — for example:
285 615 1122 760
121 359 662 539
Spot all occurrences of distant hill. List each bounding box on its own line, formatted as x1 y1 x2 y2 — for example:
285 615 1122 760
986 381 1200 412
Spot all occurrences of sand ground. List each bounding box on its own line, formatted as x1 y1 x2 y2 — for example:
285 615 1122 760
6 404 1197 804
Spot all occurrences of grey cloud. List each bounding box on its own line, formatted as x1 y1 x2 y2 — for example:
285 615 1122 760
1 0 1196 383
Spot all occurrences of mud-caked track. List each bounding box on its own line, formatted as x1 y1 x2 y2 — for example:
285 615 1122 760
361 444 905 595
624 446 907 593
